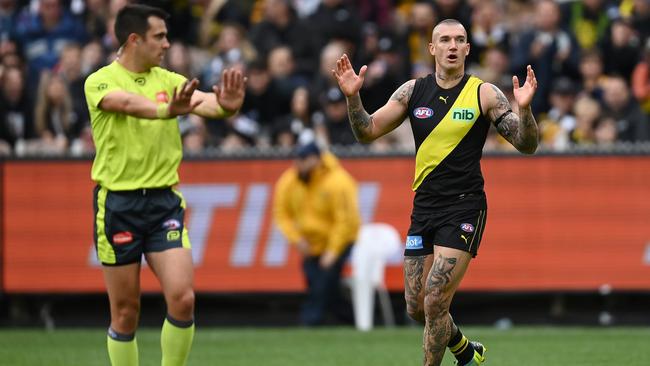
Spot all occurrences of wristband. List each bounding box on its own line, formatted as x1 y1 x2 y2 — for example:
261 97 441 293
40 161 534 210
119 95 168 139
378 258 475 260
215 104 225 117
156 103 170 119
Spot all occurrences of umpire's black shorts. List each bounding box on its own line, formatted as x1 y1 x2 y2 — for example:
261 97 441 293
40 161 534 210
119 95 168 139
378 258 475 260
93 185 190 266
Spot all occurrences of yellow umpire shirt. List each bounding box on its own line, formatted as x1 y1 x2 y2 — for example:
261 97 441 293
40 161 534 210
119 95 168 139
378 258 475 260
84 61 186 191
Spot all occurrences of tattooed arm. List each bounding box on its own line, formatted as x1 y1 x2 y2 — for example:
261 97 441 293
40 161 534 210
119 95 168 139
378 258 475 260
332 54 413 143
346 80 414 143
481 65 539 154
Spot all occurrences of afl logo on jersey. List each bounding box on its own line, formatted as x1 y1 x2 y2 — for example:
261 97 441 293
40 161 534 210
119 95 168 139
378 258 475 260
413 107 434 119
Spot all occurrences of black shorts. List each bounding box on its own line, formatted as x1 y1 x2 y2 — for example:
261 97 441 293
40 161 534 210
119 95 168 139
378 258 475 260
93 186 190 265
404 208 487 257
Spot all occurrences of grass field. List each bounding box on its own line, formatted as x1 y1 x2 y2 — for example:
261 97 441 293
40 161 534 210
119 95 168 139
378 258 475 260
1 326 649 365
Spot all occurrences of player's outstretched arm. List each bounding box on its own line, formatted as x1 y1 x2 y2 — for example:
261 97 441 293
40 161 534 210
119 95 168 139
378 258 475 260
99 79 201 119
482 65 539 154
191 68 246 119
332 54 411 143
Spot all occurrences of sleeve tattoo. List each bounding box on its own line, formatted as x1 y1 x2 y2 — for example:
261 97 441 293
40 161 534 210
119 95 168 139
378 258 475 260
347 80 414 143
489 85 539 154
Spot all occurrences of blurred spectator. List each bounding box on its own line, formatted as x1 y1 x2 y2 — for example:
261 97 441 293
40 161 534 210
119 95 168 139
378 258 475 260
578 48 606 101
355 0 392 29
248 0 318 78
273 140 360 326
469 47 510 86
55 43 89 138
358 33 402 114
570 95 600 145
601 75 649 142
31 71 77 154
625 0 650 41
561 0 618 50
433 0 472 30
12 0 87 89
0 65 34 154
309 0 362 54
200 22 256 88
164 41 193 77
80 39 104 75
180 114 209 155
0 0 18 41
538 77 579 151
467 0 509 67
271 86 314 148
315 87 356 146
291 0 320 19
405 1 436 71
599 19 641 79
631 39 650 115
221 114 261 151
510 0 580 114
197 0 248 48
267 45 304 97
594 115 618 146
80 0 109 41
240 58 291 134
309 40 348 111
0 38 22 69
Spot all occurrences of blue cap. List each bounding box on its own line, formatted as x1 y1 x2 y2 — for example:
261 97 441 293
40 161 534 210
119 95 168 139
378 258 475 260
295 141 321 159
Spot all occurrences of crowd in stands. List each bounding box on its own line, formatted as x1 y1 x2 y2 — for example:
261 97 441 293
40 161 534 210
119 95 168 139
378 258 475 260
1 0 649 157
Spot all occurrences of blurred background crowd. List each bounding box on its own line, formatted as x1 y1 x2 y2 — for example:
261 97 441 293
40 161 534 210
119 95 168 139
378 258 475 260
1 0 649 157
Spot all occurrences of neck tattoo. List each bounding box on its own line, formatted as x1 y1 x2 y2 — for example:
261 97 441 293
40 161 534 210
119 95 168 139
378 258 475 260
436 72 463 81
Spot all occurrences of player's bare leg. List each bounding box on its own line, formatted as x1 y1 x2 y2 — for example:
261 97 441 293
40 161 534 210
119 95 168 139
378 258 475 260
422 246 472 366
404 254 434 323
146 247 195 366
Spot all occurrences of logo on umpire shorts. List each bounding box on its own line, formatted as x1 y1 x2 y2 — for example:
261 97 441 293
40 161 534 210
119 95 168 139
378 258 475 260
166 230 180 241
406 236 423 249
163 219 181 230
460 223 475 233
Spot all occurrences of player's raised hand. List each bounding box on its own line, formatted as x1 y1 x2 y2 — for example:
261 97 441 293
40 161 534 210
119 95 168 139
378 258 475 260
213 68 247 114
169 78 201 117
513 65 538 109
332 54 367 97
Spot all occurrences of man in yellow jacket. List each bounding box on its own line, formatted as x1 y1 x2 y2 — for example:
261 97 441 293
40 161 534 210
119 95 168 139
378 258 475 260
273 141 361 326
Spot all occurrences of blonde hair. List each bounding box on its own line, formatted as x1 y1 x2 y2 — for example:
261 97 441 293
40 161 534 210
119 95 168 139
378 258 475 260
34 71 73 138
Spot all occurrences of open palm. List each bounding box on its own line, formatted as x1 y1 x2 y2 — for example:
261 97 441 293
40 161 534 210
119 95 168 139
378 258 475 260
213 68 246 113
513 65 538 108
332 54 367 97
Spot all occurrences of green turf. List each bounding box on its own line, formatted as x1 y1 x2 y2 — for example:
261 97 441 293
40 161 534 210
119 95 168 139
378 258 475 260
0 326 648 365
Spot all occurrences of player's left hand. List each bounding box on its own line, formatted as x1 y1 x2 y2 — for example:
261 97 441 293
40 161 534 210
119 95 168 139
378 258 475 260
319 251 338 269
512 65 537 109
213 68 246 114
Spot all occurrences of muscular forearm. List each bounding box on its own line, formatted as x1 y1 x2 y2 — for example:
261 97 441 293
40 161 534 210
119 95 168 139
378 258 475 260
514 106 538 154
346 94 375 143
106 93 162 119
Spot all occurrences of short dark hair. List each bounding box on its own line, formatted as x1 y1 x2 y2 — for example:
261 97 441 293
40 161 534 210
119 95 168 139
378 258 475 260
114 4 169 46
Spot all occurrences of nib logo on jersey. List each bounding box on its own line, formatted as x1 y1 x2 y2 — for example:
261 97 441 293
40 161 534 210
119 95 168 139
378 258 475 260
451 108 476 122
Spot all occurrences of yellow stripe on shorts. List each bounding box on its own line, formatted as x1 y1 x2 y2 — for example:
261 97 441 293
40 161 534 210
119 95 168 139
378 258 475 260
95 186 116 264
172 188 192 249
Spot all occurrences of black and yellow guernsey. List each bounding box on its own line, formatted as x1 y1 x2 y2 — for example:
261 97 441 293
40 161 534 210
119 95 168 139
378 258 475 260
407 74 489 213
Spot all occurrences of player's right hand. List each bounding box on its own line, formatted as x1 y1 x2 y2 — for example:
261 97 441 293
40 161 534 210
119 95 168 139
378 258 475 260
332 54 367 98
168 78 201 117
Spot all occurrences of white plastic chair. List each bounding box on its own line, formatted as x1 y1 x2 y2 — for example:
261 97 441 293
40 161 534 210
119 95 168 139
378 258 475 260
349 222 403 331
